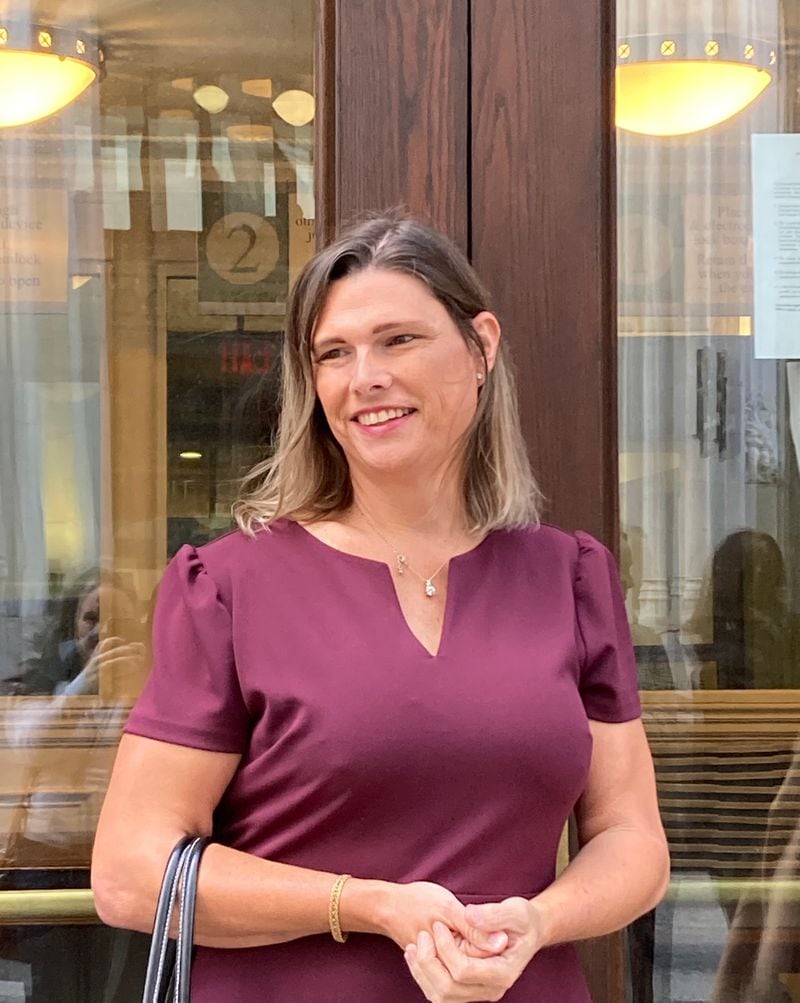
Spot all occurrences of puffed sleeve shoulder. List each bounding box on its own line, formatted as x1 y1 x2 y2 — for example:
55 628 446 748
124 544 250 753
573 531 641 723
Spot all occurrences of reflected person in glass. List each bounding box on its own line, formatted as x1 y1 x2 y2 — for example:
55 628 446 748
11 569 144 696
711 530 800 691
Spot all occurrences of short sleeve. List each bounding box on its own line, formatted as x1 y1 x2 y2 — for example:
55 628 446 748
573 531 641 723
124 545 250 753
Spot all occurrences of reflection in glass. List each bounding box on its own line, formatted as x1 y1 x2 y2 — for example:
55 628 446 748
618 0 800 999
0 1 313 998
2 568 144 696
165 285 284 556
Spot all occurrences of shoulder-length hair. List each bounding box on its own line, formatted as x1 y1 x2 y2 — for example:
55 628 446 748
233 213 542 535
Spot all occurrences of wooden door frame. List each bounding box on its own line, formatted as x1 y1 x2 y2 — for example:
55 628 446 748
469 0 620 547
468 2 622 991
316 1 622 997
315 0 618 537
315 0 469 249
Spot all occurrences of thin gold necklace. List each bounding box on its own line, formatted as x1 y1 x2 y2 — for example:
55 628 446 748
354 502 449 598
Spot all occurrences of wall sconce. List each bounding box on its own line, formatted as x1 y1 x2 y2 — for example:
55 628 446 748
0 22 101 128
616 35 774 136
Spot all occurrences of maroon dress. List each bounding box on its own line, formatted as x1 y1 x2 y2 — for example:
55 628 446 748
125 519 640 1001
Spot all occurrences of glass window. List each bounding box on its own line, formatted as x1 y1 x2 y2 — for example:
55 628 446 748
617 0 800 998
0 2 313 998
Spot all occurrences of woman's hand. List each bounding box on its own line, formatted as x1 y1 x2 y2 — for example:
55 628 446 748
58 635 146 696
360 881 508 959
403 897 546 1002
77 636 145 692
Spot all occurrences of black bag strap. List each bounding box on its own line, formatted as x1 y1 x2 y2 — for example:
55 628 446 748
142 835 194 1003
175 837 211 1001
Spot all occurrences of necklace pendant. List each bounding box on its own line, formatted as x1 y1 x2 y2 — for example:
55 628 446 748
397 554 408 575
424 579 437 598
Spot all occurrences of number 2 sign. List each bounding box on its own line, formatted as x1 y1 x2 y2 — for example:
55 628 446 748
205 213 279 286
198 188 289 315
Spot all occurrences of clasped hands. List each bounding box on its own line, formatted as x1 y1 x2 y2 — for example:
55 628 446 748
386 881 546 1003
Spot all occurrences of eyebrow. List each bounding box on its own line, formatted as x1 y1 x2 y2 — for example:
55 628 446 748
372 321 419 334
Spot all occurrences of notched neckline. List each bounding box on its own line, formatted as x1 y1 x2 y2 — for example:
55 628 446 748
287 518 494 660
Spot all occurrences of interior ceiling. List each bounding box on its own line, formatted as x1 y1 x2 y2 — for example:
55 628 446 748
617 0 781 38
0 0 314 82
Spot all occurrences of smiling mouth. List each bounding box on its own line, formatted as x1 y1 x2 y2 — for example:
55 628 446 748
354 407 416 427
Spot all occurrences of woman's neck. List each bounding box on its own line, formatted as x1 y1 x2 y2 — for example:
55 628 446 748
348 469 470 542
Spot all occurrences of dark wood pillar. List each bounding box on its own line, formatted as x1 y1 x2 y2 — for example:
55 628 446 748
470 3 623 998
316 0 469 249
318 2 623 995
470 0 619 551
317 0 618 542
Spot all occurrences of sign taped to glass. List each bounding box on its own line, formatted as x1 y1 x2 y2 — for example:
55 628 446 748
0 188 68 311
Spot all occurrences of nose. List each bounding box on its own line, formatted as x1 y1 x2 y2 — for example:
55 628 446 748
349 347 392 395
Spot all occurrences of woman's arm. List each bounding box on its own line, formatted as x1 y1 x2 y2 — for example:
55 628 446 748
92 734 505 952
527 716 669 943
463 718 669 948
405 718 669 1001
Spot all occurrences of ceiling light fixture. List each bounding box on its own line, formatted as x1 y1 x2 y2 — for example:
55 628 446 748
193 84 229 114
0 22 101 128
272 89 315 127
616 34 774 137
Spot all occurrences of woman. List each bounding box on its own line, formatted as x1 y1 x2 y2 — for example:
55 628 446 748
92 214 669 1001
8 569 144 696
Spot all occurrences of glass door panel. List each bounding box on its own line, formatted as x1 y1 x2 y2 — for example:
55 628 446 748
617 1 800 999
0 1 313 999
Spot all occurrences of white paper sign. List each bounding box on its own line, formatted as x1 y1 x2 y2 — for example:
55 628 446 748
752 133 800 359
164 158 201 232
0 187 68 309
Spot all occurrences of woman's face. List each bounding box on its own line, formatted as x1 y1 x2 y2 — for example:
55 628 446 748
73 584 140 645
311 268 500 480
74 587 100 642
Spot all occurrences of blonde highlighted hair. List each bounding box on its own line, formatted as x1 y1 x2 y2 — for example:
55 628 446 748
232 213 542 535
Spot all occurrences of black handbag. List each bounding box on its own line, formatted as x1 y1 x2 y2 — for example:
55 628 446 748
142 835 211 1003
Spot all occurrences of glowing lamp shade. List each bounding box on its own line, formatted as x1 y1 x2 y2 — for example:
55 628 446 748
0 51 95 127
193 84 229 114
0 25 100 128
272 89 315 127
617 60 772 136
616 36 775 137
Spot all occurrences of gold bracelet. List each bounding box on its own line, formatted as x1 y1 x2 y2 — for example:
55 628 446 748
328 873 351 943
